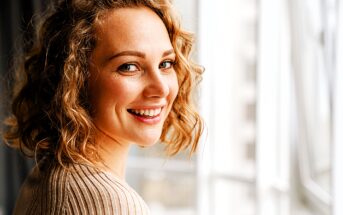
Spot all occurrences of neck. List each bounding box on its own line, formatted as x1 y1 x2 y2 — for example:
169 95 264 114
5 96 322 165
95 127 131 180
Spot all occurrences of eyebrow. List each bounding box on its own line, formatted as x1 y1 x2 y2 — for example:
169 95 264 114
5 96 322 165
106 48 175 63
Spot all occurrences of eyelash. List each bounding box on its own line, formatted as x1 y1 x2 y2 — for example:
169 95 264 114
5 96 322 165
117 60 175 74
159 60 175 69
117 63 140 73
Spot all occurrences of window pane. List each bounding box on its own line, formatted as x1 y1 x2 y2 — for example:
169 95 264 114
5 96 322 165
310 69 331 194
127 169 196 215
214 178 256 215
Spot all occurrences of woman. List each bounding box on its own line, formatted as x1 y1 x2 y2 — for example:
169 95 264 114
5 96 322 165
4 0 203 214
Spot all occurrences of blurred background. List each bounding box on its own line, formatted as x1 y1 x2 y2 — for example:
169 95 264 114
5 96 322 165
1 0 342 215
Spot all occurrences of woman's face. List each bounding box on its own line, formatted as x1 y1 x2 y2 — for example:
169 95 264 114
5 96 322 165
88 7 178 147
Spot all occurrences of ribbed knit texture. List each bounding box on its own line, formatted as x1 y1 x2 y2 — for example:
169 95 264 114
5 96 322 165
13 159 150 215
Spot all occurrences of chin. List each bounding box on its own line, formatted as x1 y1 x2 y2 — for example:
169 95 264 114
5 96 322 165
134 135 161 147
138 139 159 147
133 129 163 147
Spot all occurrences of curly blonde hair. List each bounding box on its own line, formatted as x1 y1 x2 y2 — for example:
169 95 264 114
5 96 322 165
4 0 204 166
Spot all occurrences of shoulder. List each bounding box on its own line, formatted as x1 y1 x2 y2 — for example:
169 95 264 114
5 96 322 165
13 160 70 214
65 163 151 215
14 160 150 215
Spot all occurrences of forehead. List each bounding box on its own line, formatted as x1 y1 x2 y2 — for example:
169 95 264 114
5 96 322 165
92 7 172 54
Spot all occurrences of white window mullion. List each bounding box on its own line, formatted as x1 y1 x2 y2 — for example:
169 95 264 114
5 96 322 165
256 0 291 214
333 1 343 214
197 0 215 214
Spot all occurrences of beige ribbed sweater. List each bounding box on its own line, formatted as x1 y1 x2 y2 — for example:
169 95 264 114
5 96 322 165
13 159 150 215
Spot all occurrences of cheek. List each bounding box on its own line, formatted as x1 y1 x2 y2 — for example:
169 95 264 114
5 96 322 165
89 77 136 114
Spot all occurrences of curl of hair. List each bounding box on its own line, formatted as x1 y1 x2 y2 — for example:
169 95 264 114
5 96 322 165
3 0 204 166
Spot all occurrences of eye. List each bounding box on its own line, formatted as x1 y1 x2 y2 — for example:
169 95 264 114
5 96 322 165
117 63 140 73
159 60 175 70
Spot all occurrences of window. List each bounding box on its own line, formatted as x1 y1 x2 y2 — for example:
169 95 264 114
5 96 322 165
289 0 339 213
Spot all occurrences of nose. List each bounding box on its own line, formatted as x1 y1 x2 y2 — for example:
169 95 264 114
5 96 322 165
143 68 170 98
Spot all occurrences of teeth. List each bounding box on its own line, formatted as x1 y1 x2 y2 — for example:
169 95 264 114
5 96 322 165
148 110 153 116
130 108 162 117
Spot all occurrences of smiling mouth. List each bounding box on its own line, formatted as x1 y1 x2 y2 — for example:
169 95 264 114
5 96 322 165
127 108 162 118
